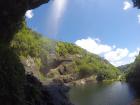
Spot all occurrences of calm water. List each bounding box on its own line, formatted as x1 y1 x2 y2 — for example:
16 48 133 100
69 82 137 105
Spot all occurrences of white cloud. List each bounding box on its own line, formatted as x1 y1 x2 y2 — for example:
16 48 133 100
110 58 134 67
113 45 116 49
111 61 124 67
129 48 140 58
123 1 132 10
75 37 112 55
137 14 140 23
25 10 34 19
75 37 140 67
94 38 101 42
105 48 140 67
104 48 129 62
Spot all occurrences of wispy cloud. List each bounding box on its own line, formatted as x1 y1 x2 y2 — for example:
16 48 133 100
75 37 139 67
123 1 132 10
25 10 34 19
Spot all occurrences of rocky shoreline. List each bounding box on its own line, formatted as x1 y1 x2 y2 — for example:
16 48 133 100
44 84 74 105
25 74 74 105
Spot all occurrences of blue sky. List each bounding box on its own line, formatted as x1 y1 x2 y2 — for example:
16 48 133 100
26 0 140 66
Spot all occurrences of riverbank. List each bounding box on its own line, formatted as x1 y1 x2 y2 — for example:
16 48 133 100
65 76 121 87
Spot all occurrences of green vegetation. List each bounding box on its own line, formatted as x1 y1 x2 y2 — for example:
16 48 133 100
78 64 95 78
117 64 133 81
126 53 140 83
56 42 83 56
75 53 120 80
118 52 140 87
118 64 133 74
11 25 43 57
10 24 121 82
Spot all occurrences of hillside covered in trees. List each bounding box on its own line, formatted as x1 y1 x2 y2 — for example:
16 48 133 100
117 51 140 93
10 23 121 84
125 53 140 86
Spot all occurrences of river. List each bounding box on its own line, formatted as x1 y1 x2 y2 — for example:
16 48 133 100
69 82 138 105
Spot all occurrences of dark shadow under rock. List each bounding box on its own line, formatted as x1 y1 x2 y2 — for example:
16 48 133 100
0 45 26 105
25 74 74 105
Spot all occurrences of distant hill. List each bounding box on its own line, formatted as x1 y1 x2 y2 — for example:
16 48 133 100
118 63 132 73
11 26 121 84
126 53 140 86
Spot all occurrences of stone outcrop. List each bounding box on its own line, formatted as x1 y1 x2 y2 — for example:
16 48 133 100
0 46 25 105
0 0 49 42
25 74 74 105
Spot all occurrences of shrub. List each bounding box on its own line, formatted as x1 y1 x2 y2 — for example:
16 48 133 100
78 64 94 78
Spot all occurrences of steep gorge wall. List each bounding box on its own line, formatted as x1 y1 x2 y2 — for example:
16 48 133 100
0 0 49 105
0 0 49 42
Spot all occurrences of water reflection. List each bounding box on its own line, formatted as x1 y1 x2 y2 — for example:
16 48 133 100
69 82 137 105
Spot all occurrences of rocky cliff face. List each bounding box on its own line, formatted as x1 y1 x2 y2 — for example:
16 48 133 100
24 74 74 105
0 0 75 105
0 0 49 42
0 46 25 105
